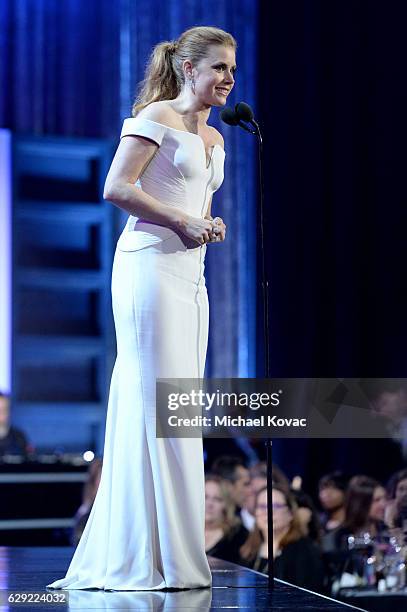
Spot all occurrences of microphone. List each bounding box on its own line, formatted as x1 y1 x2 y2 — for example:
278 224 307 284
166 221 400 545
235 101 254 122
219 106 239 126
220 102 260 138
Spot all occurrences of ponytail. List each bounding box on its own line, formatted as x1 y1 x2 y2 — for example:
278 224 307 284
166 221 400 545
132 41 180 116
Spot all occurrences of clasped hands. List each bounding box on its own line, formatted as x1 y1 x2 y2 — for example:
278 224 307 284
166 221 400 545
207 216 226 244
179 214 226 245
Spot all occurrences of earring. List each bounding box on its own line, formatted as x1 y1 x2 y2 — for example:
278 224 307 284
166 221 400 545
188 74 196 94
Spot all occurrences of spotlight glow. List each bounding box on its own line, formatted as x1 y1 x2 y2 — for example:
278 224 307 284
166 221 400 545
83 450 95 462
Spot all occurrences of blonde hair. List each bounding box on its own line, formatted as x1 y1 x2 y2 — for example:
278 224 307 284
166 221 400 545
132 26 237 116
205 473 240 536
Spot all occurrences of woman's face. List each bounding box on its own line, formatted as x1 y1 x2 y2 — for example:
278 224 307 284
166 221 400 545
369 486 387 522
272 489 293 534
395 478 407 501
319 485 345 511
188 44 236 107
205 480 225 524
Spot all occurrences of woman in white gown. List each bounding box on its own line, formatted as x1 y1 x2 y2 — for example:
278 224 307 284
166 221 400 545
47 26 237 591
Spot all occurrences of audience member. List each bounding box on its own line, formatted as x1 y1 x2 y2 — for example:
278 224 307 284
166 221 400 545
385 467 407 527
241 462 292 531
292 488 322 544
211 455 251 516
239 485 324 592
323 475 386 552
318 471 348 534
204 474 248 563
0 391 31 458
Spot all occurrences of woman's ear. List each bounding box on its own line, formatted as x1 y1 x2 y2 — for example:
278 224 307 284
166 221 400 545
182 59 194 80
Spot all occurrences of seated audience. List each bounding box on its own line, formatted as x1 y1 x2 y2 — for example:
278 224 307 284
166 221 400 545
0 391 31 458
239 485 324 592
211 455 251 519
323 475 386 552
318 471 348 534
385 467 407 527
204 474 248 563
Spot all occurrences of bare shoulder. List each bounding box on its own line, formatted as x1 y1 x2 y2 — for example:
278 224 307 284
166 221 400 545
136 101 179 128
208 126 225 149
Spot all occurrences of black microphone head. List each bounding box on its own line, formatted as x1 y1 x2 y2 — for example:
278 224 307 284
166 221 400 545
235 102 254 122
220 107 239 126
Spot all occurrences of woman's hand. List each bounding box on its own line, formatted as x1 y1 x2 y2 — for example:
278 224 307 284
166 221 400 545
177 214 217 245
208 217 226 243
174 213 227 246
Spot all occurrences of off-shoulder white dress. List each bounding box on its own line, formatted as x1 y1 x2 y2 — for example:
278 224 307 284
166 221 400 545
46 117 225 591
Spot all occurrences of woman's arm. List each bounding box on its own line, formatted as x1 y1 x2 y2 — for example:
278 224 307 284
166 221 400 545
103 133 214 244
205 196 213 221
103 136 185 229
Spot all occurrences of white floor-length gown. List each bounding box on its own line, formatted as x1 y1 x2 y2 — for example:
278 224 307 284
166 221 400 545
46 117 225 590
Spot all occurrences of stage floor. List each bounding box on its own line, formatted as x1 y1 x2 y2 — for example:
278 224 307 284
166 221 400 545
0 547 366 611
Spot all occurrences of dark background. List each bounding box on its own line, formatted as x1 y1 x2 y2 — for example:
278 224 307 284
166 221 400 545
257 0 407 489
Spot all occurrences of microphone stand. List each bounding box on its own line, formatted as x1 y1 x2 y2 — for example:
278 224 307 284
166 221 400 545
252 119 273 592
238 117 274 591
222 108 274 590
